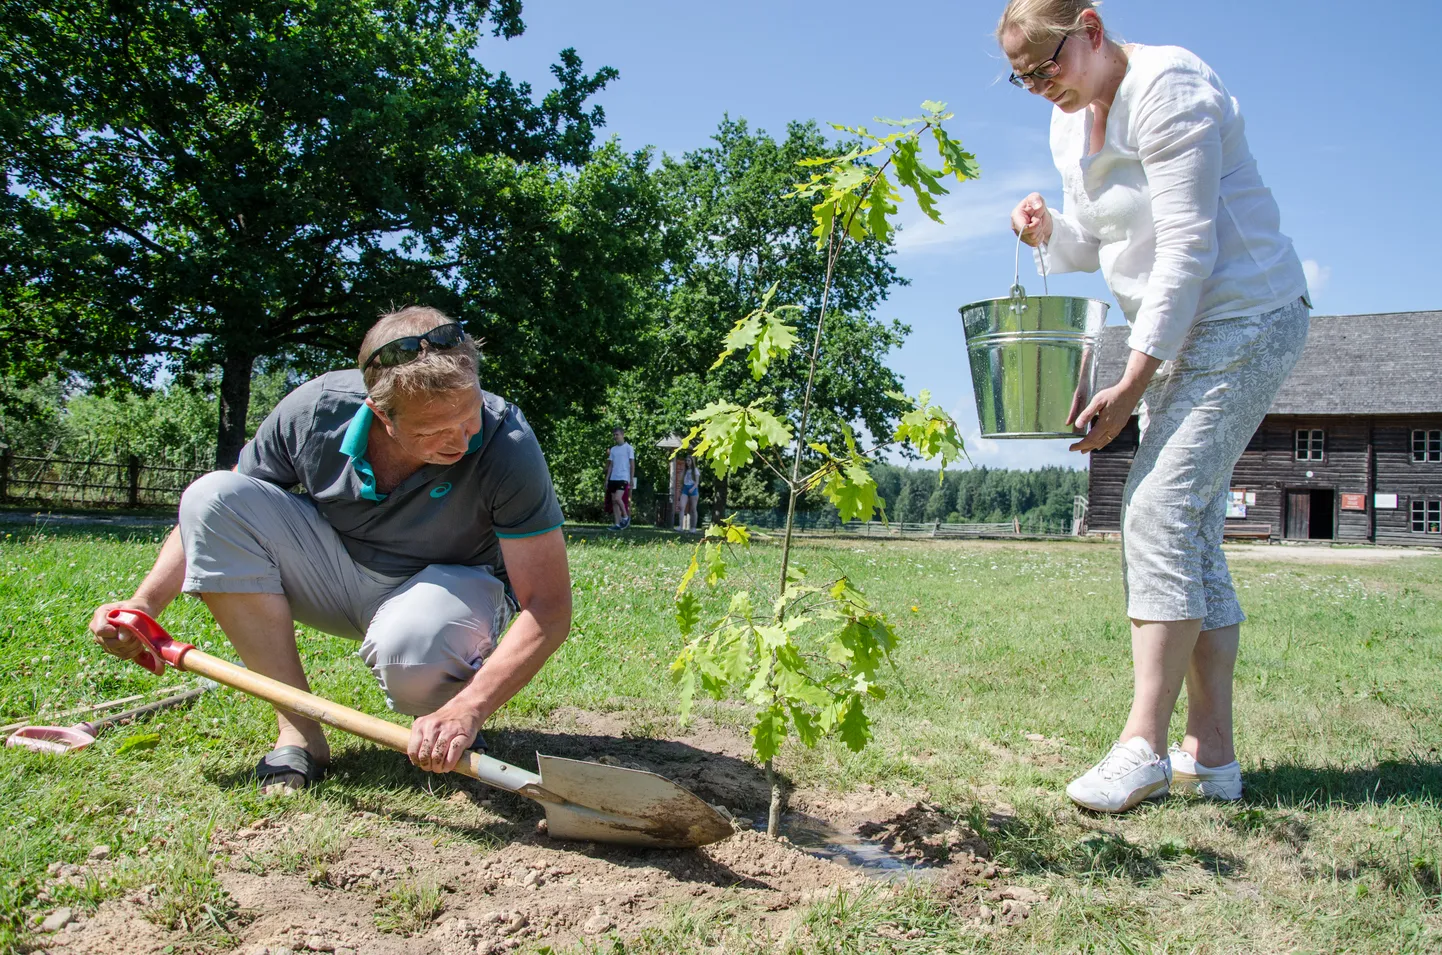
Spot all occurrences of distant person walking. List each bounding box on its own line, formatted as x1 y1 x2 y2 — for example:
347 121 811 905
605 427 635 530
999 0 1310 812
676 454 701 533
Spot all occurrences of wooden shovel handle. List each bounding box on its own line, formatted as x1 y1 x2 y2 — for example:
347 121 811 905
175 647 542 795
105 609 543 796
180 648 412 749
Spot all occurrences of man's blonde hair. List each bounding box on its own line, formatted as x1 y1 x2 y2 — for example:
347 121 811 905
358 306 480 417
997 0 1101 45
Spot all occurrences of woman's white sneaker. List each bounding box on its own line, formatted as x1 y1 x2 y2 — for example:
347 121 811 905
1066 737 1171 813
1168 746 1243 801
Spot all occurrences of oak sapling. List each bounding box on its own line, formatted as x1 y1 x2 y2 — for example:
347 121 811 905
672 103 977 836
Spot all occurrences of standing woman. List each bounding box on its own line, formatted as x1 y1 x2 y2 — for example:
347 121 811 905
677 455 702 533
999 0 1310 812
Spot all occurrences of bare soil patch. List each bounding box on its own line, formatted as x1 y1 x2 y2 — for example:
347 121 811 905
32 709 1038 954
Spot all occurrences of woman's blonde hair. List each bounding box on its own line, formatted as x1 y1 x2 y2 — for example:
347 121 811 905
358 305 480 418
996 0 1101 45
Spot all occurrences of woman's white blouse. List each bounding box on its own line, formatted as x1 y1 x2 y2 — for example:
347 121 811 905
1040 44 1309 361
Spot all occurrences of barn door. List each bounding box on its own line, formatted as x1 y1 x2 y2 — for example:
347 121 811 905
1286 491 1311 539
1308 489 1335 540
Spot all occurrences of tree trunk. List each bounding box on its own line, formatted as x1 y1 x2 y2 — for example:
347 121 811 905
215 350 255 469
765 758 784 838
712 473 729 525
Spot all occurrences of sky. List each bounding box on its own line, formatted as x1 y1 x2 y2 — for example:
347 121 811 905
477 1 1441 471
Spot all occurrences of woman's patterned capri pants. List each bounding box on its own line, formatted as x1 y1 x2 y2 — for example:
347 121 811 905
1121 297 1310 629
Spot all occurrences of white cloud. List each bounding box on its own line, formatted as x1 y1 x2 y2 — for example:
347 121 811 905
1302 259 1331 293
892 167 1057 255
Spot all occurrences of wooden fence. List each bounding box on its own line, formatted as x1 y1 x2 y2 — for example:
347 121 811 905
838 519 1074 539
0 449 207 508
719 508 1075 539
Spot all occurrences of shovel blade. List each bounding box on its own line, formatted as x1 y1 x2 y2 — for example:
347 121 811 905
5 726 96 754
535 754 733 849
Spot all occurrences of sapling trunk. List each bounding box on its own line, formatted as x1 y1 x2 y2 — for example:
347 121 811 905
765 758 784 837
766 228 844 838
775 226 842 601
688 114 960 842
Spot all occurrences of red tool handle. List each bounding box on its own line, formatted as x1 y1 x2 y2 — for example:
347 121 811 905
105 609 195 676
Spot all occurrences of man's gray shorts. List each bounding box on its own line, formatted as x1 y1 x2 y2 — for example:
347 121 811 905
178 471 514 716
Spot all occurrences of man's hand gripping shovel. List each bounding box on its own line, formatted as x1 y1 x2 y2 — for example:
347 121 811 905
105 609 733 849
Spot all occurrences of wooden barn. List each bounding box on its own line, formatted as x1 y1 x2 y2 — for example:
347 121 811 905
1085 310 1442 546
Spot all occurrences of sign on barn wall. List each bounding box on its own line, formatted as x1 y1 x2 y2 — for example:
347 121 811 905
1375 493 1399 509
1341 493 1367 511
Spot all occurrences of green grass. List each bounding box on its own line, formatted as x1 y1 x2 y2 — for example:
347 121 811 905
2 523 1441 952
374 876 444 935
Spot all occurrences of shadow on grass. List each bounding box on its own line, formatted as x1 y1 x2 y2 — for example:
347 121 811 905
977 807 1245 884
563 525 693 547
1244 757 1442 809
0 513 175 542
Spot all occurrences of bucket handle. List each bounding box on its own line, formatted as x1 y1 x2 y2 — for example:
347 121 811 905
1012 229 1050 300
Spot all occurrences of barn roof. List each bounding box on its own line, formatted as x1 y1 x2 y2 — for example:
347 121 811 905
1095 310 1442 415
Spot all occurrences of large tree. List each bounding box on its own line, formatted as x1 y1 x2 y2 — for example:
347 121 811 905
591 118 911 518
0 0 638 465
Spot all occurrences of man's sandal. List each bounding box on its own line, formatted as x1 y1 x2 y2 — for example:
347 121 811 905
255 745 327 791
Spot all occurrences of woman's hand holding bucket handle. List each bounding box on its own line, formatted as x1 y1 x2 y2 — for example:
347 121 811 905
1011 192 1053 247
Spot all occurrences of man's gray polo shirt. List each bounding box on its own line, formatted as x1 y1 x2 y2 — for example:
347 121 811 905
236 369 564 581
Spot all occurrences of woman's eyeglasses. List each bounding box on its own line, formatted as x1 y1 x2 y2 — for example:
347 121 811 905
363 323 467 369
1009 36 1067 89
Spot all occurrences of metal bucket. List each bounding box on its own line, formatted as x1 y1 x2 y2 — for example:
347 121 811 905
959 237 1109 438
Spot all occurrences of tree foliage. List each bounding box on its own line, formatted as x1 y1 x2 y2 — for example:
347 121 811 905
0 0 643 465
574 118 912 518
0 366 297 466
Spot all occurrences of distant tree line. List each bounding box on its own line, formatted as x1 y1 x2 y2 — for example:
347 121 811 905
870 462 1086 526
720 461 1085 528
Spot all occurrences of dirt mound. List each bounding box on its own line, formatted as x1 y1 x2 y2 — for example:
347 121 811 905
856 802 994 866
789 782 920 826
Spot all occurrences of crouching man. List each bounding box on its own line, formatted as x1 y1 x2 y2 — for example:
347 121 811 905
88 307 571 789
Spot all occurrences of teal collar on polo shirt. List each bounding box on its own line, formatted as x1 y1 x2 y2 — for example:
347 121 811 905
339 402 485 502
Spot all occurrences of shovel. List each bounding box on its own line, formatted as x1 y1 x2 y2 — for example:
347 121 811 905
6 685 208 754
104 609 733 850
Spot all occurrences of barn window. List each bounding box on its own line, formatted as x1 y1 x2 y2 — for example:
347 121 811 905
1413 500 1442 534
1294 429 1325 461
1413 430 1442 463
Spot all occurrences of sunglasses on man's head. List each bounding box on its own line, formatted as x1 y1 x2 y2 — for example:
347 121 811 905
363 323 466 369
